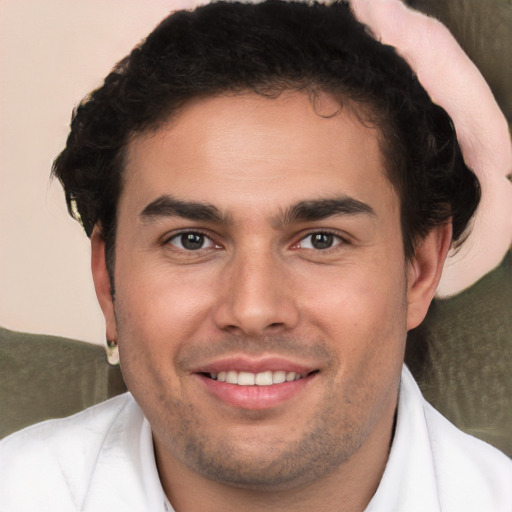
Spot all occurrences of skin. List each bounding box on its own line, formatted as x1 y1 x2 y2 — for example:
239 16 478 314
92 91 451 512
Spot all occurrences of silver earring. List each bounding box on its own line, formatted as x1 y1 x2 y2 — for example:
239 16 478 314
106 338 120 366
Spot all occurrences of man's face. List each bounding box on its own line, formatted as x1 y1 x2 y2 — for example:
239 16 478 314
93 92 437 490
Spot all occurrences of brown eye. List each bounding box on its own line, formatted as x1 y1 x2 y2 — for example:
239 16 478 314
168 232 215 251
298 232 343 250
311 233 334 249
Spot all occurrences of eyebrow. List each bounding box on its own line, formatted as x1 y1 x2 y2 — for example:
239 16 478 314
274 196 375 227
139 194 375 226
140 195 229 224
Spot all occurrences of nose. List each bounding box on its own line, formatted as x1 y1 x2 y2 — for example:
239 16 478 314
213 248 300 337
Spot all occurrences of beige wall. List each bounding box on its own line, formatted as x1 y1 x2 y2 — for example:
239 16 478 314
0 0 197 344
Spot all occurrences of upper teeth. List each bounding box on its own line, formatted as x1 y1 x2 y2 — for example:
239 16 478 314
211 370 303 386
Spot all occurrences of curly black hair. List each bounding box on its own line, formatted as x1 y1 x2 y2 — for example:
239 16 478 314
52 0 480 278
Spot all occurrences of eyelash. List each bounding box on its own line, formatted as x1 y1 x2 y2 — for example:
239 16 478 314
164 230 221 252
164 229 348 253
292 230 347 252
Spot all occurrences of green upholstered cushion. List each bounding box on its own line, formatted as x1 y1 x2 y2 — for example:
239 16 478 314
0 327 126 439
406 249 512 456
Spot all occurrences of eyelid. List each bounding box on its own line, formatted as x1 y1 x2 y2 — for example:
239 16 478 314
163 229 221 250
291 229 348 250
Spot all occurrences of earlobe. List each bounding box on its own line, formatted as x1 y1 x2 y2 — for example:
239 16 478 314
91 225 117 342
406 222 452 330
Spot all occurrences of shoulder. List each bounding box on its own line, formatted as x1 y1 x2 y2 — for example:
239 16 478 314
423 399 512 510
400 367 512 510
0 393 140 512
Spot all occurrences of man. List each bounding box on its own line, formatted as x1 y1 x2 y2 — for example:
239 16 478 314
1 1 511 511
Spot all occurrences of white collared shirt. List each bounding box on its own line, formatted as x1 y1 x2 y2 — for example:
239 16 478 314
1 366 511 511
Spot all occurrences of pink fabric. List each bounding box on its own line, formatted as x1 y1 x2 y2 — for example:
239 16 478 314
349 0 512 296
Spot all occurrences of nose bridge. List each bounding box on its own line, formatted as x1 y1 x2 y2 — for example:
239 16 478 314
214 242 298 336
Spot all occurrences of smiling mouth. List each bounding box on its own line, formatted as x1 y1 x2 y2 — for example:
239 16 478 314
203 370 318 386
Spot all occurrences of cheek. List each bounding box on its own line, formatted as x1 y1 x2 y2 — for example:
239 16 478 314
302 263 406 331
117 260 216 333
299 261 408 374
307 268 407 421
113 261 219 386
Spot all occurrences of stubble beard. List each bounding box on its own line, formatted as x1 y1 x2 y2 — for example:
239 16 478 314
150 378 372 492
122 334 398 492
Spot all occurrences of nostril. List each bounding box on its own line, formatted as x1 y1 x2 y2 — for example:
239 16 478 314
224 324 244 335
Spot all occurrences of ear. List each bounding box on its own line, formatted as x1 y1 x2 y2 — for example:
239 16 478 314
91 225 118 342
406 222 452 330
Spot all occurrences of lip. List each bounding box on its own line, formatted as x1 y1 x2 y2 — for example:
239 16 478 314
192 356 319 410
192 355 315 375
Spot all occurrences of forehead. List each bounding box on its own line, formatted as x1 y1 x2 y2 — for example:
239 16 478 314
121 92 396 220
